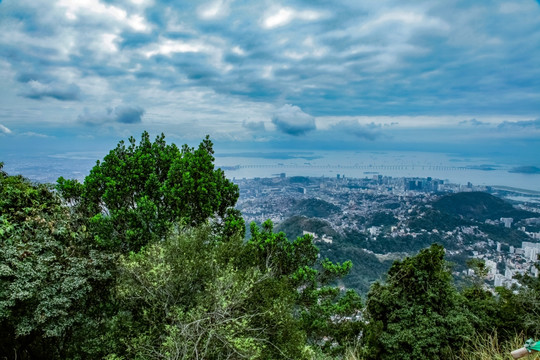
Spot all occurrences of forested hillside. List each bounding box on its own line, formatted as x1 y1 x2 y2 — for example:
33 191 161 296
433 191 537 221
1 132 540 359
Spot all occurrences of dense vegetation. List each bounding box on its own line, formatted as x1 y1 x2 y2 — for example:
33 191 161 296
289 198 341 218
1 132 540 359
433 191 536 221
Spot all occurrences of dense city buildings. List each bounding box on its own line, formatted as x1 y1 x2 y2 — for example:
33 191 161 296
234 174 540 292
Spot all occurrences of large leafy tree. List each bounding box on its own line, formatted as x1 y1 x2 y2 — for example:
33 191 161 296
364 244 474 360
57 132 239 252
105 225 265 359
0 163 113 359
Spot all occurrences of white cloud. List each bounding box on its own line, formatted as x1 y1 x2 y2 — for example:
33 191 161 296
0 124 12 134
101 33 119 53
20 132 51 138
263 7 295 28
144 39 207 57
284 36 327 60
198 0 232 19
231 46 245 56
355 10 449 39
262 7 323 29
57 0 150 32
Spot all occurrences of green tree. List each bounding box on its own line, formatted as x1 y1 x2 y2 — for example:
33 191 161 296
246 220 364 356
507 260 540 337
0 164 114 359
365 244 474 359
57 132 239 252
107 225 284 359
460 259 502 337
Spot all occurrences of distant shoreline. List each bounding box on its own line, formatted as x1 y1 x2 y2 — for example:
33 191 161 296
509 166 540 174
489 185 540 196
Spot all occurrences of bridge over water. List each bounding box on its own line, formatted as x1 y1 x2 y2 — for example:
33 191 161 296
220 164 470 171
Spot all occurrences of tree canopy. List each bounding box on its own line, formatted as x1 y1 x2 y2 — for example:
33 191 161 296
365 244 474 359
0 163 113 359
57 132 239 252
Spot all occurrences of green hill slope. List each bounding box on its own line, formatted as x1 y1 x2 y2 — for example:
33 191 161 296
433 191 536 221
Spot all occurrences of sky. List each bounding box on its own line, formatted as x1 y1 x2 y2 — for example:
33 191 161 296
1 0 540 166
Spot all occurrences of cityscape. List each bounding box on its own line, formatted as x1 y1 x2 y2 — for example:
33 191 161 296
234 173 540 292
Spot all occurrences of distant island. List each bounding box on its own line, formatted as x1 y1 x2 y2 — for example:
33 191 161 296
509 166 540 174
465 164 498 171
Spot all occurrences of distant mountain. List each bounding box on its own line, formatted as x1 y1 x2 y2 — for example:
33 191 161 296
509 166 540 174
433 192 536 221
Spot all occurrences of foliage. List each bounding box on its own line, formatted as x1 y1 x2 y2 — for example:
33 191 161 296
8 131 540 360
276 215 339 240
364 244 474 359
433 191 536 222
460 259 503 337
367 212 398 227
408 207 469 233
57 132 239 252
0 165 114 359
247 220 364 355
290 198 341 218
317 243 392 294
455 332 540 360
508 260 540 338
106 225 275 359
477 223 530 248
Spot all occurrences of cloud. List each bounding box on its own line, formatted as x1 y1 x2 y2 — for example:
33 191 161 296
20 132 51 138
20 81 81 101
497 119 540 130
330 120 383 140
262 7 323 29
0 124 12 134
1 0 540 149
198 0 232 20
242 120 265 132
78 105 145 126
271 104 316 136
459 118 489 126
114 105 145 124
57 0 150 32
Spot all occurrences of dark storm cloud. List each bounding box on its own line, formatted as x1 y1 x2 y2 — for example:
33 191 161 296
271 104 316 136
78 106 145 126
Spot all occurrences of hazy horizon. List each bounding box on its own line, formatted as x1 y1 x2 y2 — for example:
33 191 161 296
1 0 539 177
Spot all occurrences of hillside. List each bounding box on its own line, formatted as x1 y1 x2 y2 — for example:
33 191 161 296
275 215 339 239
289 198 341 218
433 191 536 221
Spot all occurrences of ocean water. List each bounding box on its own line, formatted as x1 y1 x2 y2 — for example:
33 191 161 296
2 150 539 192
216 151 540 192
